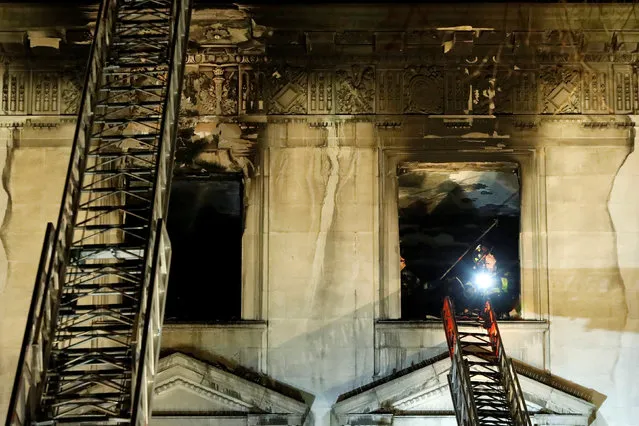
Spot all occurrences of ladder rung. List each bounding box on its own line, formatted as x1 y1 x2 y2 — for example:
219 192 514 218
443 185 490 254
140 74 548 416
84 168 154 175
80 186 152 193
95 116 162 124
97 100 165 108
42 392 127 401
52 347 131 356
48 368 131 378
99 84 165 92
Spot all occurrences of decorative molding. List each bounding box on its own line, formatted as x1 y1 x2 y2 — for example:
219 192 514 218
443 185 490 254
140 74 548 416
377 69 402 114
155 376 253 411
613 64 634 114
539 65 581 114
582 65 610 114
267 66 307 114
513 71 538 114
308 70 333 114
335 64 375 114
403 66 443 114
154 353 308 417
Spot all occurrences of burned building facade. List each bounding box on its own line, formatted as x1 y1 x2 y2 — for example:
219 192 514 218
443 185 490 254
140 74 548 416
0 2 638 426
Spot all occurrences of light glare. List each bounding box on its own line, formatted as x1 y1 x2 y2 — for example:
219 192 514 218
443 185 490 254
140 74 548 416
474 272 494 289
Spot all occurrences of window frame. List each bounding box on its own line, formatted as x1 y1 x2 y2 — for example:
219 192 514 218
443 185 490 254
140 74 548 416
165 172 245 323
163 145 266 322
378 148 548 321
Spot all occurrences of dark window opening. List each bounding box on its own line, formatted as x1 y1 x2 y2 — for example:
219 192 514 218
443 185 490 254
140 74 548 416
398 162 521 320
164 173 243 322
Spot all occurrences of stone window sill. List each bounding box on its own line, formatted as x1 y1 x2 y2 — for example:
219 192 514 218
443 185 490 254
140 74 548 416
375 319 549 332
163 320 267 330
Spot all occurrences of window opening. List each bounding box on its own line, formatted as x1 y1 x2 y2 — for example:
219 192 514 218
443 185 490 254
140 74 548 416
398 162 521 320
164 173 244 322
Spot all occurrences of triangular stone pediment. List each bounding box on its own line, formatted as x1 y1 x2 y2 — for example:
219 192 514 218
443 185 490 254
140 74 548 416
152 352 308 419
334 353 596 426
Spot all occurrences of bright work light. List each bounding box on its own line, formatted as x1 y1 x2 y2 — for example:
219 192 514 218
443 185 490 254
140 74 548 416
473 271 494 289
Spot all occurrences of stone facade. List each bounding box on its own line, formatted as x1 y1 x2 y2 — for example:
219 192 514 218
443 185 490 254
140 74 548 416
0 3 638 426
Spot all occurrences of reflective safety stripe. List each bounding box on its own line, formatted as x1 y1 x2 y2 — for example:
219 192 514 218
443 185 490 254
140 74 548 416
501 277 508 292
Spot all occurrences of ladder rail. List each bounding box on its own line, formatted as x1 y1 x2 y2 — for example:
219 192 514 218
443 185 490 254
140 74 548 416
482 301 532 426
5 0 117 422
443 297 480 425
34 0 120 420
7 0 191 423
5 224 55 426
131 220 171 426
130 0 190 421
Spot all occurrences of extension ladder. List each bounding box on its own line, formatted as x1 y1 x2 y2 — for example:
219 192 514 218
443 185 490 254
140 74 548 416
442 297 532 426
6 0 191 424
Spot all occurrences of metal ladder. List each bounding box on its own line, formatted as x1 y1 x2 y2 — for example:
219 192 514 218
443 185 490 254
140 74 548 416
6 0 191 424
442 297 532 426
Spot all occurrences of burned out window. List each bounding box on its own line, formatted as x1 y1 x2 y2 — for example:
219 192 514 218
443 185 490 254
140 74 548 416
398 162 521 320
164 173 243 322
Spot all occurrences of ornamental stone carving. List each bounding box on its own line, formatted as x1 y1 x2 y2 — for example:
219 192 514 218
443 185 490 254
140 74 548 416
1 70 27 115
402 66 444 114
377 69 402 114
335 64 375 114
613 65 634 114
60 68 83 115
582 66 610 114
267 66 307 114
513 71 538 114
181 67 239 116
308 70 333 114
540 65 581 114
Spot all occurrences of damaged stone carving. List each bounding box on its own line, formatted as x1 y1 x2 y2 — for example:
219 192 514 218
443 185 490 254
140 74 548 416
175 119 257 178
181 67 239 116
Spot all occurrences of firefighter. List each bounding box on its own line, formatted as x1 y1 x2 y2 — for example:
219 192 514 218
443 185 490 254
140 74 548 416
400 256 422 292
467 244 513 316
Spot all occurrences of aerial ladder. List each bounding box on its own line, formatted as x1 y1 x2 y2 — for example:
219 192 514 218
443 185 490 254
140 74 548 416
6 0 191 424
442 297 532 426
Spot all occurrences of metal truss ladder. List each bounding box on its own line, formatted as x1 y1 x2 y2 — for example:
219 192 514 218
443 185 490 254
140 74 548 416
442 297 532 426
6 0 191 424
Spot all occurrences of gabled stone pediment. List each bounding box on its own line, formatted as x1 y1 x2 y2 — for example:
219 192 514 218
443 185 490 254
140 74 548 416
153 352 308 421
334 353 596 426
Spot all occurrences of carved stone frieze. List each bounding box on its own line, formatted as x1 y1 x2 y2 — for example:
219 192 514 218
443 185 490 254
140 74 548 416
582 65 610 114
1 69 27 115
60 68 83 115
267 66 307 114
32 72 59 114
240 67 266 114
444 68 469 114
512 71 538 114
468 69 496 115
539 65 581 114
335 64 375 114
181 67 238 116
613 65 633 114
181 70 217 115
402 66 443 114
492 70 515 115
377 69 402 114
308 70 333 114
